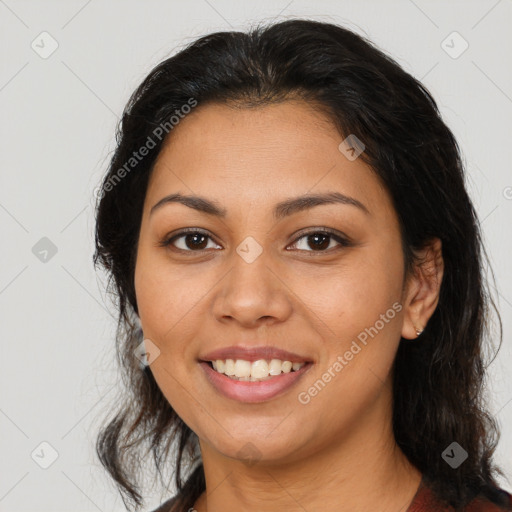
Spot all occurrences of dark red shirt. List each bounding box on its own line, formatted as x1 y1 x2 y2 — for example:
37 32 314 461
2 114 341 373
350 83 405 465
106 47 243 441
406 478 512 511
152 478 512 511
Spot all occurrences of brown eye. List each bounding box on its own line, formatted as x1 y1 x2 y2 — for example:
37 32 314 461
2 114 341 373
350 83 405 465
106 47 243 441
159 229 221 252
288 229 351 253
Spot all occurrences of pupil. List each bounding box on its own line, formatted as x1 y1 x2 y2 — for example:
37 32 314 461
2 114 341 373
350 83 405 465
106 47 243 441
183 233 331 251
186 233 207 250
308 233 329 250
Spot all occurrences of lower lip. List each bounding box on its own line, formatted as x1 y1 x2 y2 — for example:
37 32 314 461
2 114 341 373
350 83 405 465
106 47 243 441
200 362 312 403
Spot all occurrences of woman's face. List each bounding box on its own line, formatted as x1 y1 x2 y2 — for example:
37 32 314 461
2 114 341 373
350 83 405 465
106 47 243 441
134 100 416 465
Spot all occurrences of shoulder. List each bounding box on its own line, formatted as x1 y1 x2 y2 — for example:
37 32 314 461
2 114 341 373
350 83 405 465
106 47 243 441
410 480 512 511
153 484 512 512
150 495 178 512
465 490 512 511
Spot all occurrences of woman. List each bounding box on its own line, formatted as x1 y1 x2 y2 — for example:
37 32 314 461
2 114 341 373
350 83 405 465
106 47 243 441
93 19 512 512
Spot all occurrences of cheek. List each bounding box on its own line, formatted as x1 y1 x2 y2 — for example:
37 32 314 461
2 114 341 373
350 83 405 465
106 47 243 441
134 245 196 350
134 248 205 425
286 247 403 338
290 244 404 402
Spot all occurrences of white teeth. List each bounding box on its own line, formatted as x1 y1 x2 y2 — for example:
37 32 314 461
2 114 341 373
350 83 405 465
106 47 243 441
209 358 306 380
251 360 269 379
225 359 235 376
234 359 252 378
282 361 292 373
269 359 282 375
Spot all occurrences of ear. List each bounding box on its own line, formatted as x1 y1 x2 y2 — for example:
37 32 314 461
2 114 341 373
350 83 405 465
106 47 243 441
401 237 444 340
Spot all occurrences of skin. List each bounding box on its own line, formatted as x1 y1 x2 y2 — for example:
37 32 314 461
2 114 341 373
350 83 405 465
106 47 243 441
134 100 444 512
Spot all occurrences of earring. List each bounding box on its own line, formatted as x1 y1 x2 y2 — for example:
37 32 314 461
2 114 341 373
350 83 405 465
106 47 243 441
415 326 424 337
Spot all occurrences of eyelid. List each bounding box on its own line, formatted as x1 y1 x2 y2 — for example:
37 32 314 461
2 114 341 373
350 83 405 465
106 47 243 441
159 226 352 254
290 226 349 241
287 227 352 252
158 227 220 250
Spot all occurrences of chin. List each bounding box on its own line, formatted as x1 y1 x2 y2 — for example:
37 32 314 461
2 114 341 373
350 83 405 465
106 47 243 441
199 424 312 467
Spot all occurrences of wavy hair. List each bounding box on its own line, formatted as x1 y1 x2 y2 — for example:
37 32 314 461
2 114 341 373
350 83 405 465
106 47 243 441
93 19 507 511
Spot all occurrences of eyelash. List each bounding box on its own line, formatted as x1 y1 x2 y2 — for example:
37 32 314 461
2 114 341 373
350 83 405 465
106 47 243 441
158 227 352 255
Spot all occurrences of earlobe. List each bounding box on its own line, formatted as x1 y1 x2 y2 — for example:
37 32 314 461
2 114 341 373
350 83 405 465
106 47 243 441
400 237 444 341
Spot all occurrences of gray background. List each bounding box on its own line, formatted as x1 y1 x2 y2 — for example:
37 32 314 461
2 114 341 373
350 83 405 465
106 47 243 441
1 0 511 510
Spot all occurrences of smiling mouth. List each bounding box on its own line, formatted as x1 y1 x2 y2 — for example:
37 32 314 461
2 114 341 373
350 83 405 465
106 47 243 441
206 358 306 382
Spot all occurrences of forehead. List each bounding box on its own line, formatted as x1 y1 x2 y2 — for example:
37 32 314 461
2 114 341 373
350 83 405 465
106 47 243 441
145 100 393 220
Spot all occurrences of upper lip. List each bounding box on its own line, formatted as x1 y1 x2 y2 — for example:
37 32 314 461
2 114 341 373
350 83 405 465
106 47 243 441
200 346 311 363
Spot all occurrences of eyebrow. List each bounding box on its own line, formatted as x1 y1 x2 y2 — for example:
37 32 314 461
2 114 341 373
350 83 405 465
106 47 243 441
150 191 370 219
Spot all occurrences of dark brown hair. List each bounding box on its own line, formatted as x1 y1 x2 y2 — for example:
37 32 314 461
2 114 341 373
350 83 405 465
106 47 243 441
93 18 508 512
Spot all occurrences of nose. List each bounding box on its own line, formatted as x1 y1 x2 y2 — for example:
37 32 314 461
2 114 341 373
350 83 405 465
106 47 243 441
211 248 293 328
